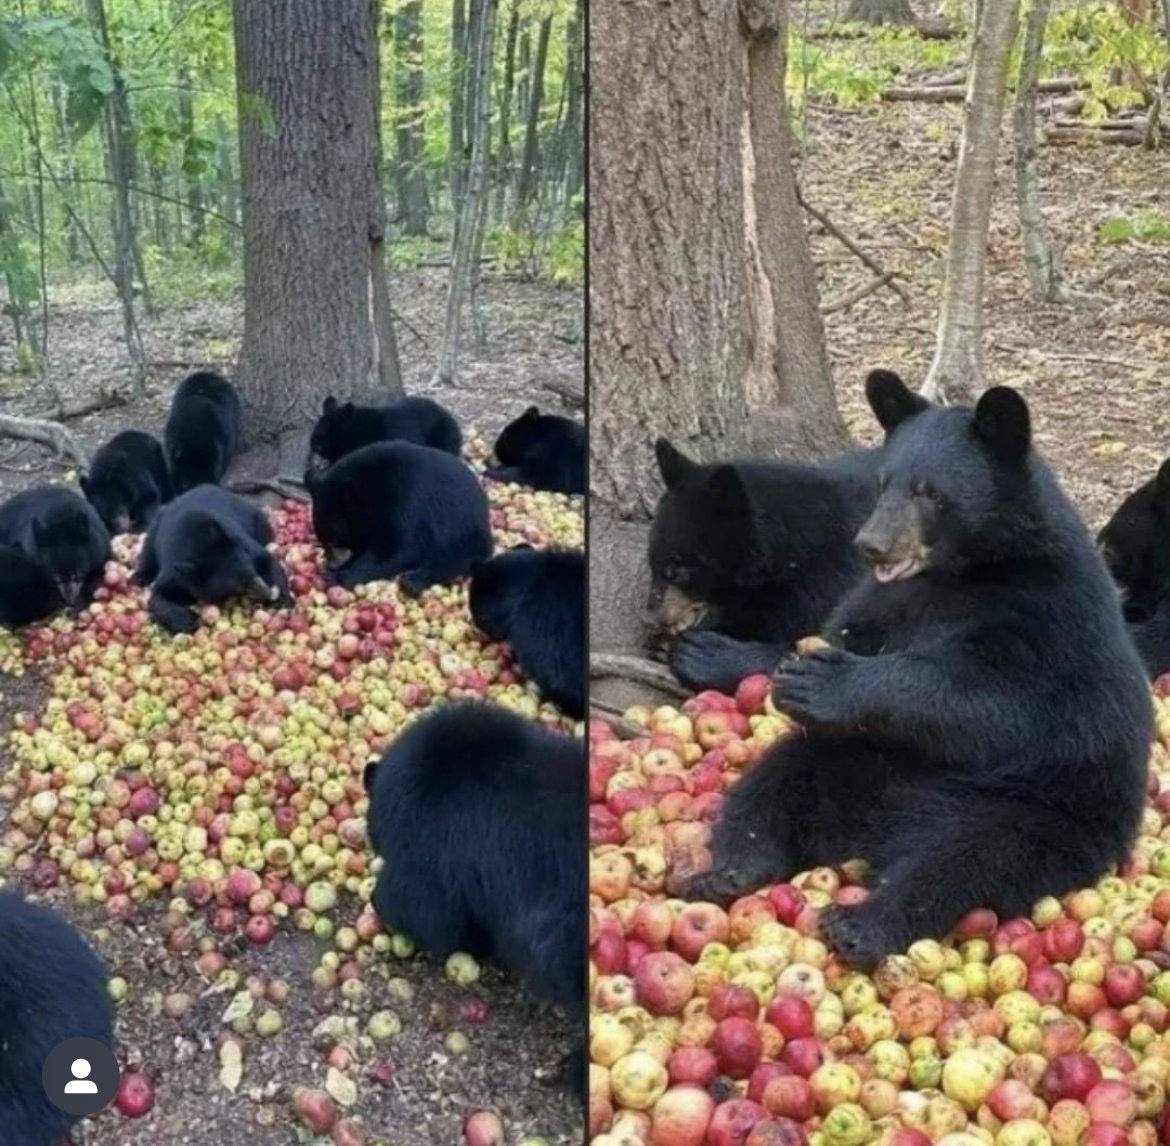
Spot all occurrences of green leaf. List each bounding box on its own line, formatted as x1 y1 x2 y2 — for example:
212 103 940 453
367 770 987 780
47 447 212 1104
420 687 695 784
1097 216 1136 245
65 80 106 139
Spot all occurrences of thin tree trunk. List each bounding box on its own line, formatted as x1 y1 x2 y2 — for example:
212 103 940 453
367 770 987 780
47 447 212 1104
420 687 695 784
393 0 430 236
1013 0 1078 304
50 84 82 264
234 0 402 454
494 1 519 222
149 163 169 247
216 116 239 233
514 15 552 218
178 65 205 247
561 0 584 207
922 0 1021 403
449 0 468 216
85 0 146 391
434 0 496 384
847 0 916 23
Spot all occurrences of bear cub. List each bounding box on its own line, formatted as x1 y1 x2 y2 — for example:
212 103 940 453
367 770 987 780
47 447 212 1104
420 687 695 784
0 485 111 610
649 437 878 692
0 892 114 1146
136 485 290 634
469 547 585 717
364 703 584 1089
310 395 462 465
165 370 242 493
304 442 491 593
0 546 64 628
487 406 585 495
1098 458 1170 679
687 372 1152 969
81 429 172 534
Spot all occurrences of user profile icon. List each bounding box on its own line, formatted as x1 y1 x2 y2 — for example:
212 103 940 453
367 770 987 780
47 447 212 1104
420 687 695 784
42 1037 119 1118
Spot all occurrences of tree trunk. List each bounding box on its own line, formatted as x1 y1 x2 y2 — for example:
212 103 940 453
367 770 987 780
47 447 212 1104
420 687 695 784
561 0 584 207
494 1 519 222
590 0 846 650
513 15 552 218
215 116 239 234
847 0 916 23
1013 0 1075 303
50 84 82 264
149 163 169 248
449 0 468 215
392 0 430 236
178 66 205 247
921 0 1020 403
234 0 402 454
434 0 496 384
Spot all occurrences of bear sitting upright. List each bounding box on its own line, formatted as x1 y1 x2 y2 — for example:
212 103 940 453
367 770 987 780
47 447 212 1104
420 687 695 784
0 892 114 1146
487 406 585 495
469 547 585 717
0 485 110 610
649 436 878 692
364 703 584 1091
81 429 173 534
135 484 290 634
310 395 462 465
1098 458 1170 679
164 370 242 493
304 442 491 594
686 372 1152 968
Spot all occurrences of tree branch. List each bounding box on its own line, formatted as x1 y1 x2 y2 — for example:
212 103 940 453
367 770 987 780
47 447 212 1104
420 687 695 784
0 413 88 466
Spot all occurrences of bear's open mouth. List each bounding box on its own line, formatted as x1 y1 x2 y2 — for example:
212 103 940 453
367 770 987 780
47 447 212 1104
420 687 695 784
873 556 924 583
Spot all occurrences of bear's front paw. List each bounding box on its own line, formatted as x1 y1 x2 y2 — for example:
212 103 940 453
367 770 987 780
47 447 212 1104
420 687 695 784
669 630 750 692
821 903 900 970
771 647 856 728
682 866 759 906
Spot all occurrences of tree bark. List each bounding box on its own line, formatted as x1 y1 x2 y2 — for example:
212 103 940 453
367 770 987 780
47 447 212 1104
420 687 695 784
392 0 430 236
434 0 496 383
1013 0 1078 303
847 0 916 24
561 0 584 207
590 0 846 652
494 1 519 221
921 0 1020 403
233 0 402 450
449 0 468 215
514 15 552 218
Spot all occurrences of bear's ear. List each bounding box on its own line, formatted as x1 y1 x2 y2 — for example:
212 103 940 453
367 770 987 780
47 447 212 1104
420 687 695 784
523 405 540 418
322 396 338 414
707 465 754 544
865 369 929 433
1154 459 1170 505
973 386 1031 463
655 438 696 488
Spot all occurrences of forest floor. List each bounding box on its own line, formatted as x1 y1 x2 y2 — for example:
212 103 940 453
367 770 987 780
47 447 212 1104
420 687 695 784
0 267 584 1146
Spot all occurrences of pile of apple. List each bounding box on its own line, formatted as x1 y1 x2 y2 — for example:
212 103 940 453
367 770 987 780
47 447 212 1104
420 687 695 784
589 676 1170 1146
0 483 581 950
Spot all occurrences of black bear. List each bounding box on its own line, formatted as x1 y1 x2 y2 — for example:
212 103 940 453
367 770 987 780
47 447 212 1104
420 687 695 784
0 486 111 610
364 703 585 1089
1098 459 1170 679
164 370 242 493
686 372 1153 969
487 406 585 495
135 484 290 634
0 892 114 1146
650 437 878 692
0 547 64 628
81 429 173 534
469 547 585 717
309 395 462 465
304 442 491 593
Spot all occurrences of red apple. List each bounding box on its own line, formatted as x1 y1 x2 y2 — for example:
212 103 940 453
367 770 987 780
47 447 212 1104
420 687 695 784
708 984 760 1022
1103 964 1145 1008
668 1047 719 1087
648 1085 715 1146
115 1072 154 1118
762 1075 816 1121
634 951 696 1016
670 903 730 962
746 1119 809 1146
1042 1054 1103 1104
707 1098 766 1146
766 995 814 1040
712 1017 763 1079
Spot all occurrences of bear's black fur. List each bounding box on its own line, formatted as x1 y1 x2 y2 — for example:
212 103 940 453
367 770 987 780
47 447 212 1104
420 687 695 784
0 485 111 610
650 438 879 692
469 547 585 717
309 395 462 465
164 370 242 493
0 546 64 628
135 484 290 634
686 372 1153 969
81 429 173 534
364 703 585 1090
1098 459 1170 679
0 892 114 1146
304 442 491 594
486 406 585 495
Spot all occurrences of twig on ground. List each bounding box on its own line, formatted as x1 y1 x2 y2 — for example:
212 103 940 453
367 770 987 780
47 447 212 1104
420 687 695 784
0 413 88 467
590 652 691 699
822 272 898 315
227 479 310 502
541 378 584 409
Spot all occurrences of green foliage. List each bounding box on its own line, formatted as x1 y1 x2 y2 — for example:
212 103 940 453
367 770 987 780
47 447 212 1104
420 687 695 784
1097 209 1170 246
387 235 441 271
141 239 240 308
547 218 582 287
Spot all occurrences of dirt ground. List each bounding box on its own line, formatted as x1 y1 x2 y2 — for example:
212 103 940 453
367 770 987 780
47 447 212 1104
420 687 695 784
0 266 584 1146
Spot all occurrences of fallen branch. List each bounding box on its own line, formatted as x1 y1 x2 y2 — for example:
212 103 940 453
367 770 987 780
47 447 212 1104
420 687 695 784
227 478 310 503
55 391 128 421
542 378 584 409
590 652 691 699
1044 124 1149 146
882 76 1082 102
0 413 88 467
822 272 899 315
1084 257 1137 290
